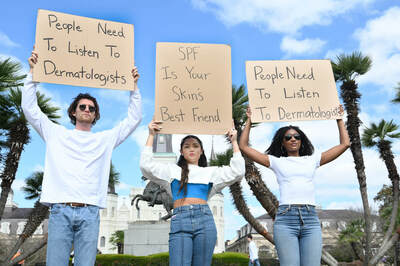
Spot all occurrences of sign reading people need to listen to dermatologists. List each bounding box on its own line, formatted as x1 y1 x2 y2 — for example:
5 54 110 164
246 59 342 123
33 9 134 91
155 42 232 135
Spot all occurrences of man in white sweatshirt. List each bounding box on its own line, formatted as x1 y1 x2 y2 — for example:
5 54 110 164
22 50 142 266
247 234 260 266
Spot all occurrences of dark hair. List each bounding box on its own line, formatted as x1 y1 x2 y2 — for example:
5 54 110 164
67 93 100 126
247 234 253 239
177 135 207 197
266 125 314 157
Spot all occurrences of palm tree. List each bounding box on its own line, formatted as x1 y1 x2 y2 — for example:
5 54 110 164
339 218 366 261
109 230 124 254
391 82 400 104
108 162 121 194
231 84 279 220
362 119 400 264
331 51 373 264
0 87 60 221
2 171 49 265
0 58 26 171
0 58 26 92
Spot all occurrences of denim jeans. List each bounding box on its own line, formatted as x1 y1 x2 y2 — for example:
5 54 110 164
249 258 261 266
47 203 100 266
273 205 322 266
169 204 217 266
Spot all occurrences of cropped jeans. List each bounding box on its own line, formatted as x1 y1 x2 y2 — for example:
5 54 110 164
46 203 100 266
273 205 322 266
169 204 217 266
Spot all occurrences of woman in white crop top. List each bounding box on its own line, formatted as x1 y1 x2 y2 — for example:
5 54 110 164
239 106 350 266
140 118 245 266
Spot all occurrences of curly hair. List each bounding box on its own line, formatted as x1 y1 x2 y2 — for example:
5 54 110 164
177 135 208 197
265 125 314 157
67 93 100 126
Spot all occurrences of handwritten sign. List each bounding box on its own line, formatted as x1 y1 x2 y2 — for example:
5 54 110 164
246 60 341 123
155 42 232 135
33 9 134 90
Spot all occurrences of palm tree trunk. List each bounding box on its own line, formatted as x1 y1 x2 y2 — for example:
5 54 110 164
0 121 30 221
1 234 48 266
340 80 372 264
371 142 400 263
229 182 274 244
351 241 364 261
4 200 49 262
370 226 400 265
322 249 339 266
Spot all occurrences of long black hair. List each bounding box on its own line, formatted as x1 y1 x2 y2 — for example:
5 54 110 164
177 135 207 197
266 125 314 157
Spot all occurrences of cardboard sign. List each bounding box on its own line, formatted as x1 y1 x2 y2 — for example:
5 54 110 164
246 60 341 123
154 42 232 135
33 9 134 91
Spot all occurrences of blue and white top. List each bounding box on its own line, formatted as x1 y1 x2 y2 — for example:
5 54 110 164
139 146 245 201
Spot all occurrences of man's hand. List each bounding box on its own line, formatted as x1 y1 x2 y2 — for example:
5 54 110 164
132 67 140 83
28 49 38 74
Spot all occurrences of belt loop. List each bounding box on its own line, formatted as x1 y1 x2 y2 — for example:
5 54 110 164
288 204 291 211
306 204 310 211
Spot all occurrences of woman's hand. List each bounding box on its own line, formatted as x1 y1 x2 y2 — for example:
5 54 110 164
226 120 238 143
148 117 162 136
246 106 252 121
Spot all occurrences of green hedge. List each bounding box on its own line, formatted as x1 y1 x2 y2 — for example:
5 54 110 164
93 253 279 266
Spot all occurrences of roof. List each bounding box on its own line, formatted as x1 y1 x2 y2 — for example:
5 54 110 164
2 207 49 219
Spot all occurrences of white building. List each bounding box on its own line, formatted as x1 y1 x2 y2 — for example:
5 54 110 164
98 134 226 254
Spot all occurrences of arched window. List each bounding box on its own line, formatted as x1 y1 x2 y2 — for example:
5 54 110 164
111 207 115 217
100 236 106 247
220 207 223 217
102 209 107 217
212 206 217 216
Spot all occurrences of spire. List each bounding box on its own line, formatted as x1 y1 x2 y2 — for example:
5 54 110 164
210 135 216 161
153 134 173 153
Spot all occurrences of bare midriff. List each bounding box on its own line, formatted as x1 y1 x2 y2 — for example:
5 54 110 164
173 197 207 208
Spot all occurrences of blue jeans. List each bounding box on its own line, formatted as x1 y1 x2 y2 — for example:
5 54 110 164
249 258 261 266
273 205 322 266
47 204 100 266
169 204 217 266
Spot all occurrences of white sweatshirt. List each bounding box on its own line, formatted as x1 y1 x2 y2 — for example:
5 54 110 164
21 73 142 208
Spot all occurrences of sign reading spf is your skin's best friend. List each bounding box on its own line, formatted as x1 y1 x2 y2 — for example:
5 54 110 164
246 60 341 123
155 42 232 135
33 9 135 91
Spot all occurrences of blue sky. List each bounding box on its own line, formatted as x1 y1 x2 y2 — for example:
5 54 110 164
1 0 400 241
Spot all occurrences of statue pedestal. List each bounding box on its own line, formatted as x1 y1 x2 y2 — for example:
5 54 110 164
124 220 170 256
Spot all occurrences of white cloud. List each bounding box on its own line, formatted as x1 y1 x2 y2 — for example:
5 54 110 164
116 182 133 191
354 6 400 92
32 164 45 172
12 179 26 192
0 32 20 47
281 37 327 57
191 0 373 35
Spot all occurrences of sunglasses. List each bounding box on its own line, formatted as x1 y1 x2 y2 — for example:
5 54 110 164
284 134 301 141
78 104 96 113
